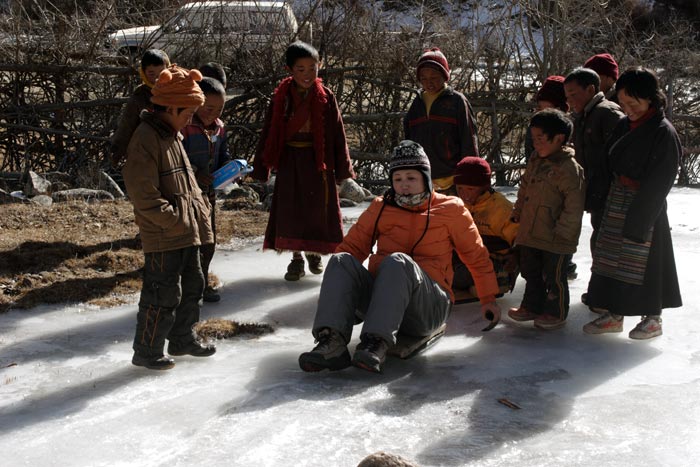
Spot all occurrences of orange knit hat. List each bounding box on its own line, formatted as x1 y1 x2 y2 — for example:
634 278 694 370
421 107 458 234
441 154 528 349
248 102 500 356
150 65 205 108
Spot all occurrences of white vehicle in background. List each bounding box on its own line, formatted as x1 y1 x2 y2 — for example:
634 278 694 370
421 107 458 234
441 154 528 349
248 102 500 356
105 1 304 62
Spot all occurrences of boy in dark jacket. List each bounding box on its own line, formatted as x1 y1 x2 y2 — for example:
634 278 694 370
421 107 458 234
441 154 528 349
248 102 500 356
110 49 170 168
404 48 479 195
182 77 230 302
564 67 624 307
509 109 585 330
123 65 216 370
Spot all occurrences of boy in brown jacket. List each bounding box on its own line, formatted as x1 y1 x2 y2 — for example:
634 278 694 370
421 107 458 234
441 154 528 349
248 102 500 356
509 109 585 330
123 65 216 370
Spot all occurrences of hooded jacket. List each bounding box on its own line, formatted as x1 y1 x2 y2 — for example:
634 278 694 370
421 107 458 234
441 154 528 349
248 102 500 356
337 192 499 303
123 111 214 253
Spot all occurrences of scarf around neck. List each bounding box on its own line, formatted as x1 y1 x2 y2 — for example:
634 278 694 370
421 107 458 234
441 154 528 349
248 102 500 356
261 76 328 172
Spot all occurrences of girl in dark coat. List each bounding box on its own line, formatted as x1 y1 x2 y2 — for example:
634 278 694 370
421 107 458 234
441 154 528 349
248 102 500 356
583 67 682 339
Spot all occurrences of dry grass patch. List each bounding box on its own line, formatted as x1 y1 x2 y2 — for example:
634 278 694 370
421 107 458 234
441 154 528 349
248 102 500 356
193 318 274 341
0 200 268 312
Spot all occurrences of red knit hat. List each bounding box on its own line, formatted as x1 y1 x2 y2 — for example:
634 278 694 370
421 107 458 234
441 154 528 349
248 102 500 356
536 75 568 111
417 48 450 81
454 157 491 186
584 53 619 80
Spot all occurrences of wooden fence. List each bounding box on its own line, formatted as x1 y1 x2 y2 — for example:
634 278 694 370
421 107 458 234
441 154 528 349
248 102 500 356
1 63 698 187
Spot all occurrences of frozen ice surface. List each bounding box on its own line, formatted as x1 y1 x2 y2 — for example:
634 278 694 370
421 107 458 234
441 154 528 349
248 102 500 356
1 188 699 467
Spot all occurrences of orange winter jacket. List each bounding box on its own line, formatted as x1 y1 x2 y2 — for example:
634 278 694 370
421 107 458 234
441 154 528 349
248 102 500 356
337 192 499 303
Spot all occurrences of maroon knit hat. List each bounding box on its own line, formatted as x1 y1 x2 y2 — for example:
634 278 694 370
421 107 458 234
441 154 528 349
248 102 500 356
536 75 568 111
454 157 491 186
416 47 450 81
584 53 619 80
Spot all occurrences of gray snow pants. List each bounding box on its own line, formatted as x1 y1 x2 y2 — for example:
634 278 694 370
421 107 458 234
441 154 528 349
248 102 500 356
312 252 452 345
133 246 205 357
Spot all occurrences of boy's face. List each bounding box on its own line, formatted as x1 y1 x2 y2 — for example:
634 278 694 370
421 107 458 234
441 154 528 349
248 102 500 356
196 93 225 127
456 184 488 206
144 64 166 85
617 88 651 122
418 67 446 94
165 106 199 131
531 127 565 158
564 81 596 114
600 75 615 94
287 57 319 89
392 169 425 195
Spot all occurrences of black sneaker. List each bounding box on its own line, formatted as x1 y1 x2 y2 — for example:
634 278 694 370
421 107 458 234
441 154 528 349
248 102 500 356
566 261 578 280
202 286 221 303
352 334 389 374
284 258 305 281
167 341 216 357
132 353 175 370
298 328 351 372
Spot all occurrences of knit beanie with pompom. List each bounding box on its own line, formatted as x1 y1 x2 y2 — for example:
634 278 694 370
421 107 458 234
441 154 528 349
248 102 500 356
416 48 450 81
151 65 205 108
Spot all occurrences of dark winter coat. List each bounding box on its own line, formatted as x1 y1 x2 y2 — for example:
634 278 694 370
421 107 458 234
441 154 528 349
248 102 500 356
182 115 230 197
512 146 585 255
404 87 479 180
587 111 682 315
572 92 624 212
252 84 354 254
111 84 153 167
122 111 214 254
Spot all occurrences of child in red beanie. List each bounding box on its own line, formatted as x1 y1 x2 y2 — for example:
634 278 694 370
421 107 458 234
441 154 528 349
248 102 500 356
404 47 479 195
584 53 619 101
123 65 216 370
452 157 519 302
525 75 570 160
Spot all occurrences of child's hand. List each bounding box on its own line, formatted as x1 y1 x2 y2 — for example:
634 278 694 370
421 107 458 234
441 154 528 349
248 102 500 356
480 301 501 331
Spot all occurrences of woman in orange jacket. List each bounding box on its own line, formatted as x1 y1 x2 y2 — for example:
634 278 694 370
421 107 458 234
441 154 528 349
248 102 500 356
298 141 501 374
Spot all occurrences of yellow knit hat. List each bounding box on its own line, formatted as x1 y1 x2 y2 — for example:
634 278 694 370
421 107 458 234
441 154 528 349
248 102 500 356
150 65 205 108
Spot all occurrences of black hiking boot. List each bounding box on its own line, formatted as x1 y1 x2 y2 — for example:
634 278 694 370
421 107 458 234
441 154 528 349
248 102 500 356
132 353 175 370
298 328 351 372
167 340 216 357
352 334 389 374
284 258 305 281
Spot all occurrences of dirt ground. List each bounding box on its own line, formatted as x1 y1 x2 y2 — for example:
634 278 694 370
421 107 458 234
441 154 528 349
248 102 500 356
0 200 268 313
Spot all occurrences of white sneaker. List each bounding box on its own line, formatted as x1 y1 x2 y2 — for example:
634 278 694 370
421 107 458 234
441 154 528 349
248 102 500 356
628 315 663 340
583 312 624 334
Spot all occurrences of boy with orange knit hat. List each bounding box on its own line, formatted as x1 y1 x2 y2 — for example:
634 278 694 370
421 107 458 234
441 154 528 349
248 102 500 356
123 65 216 370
